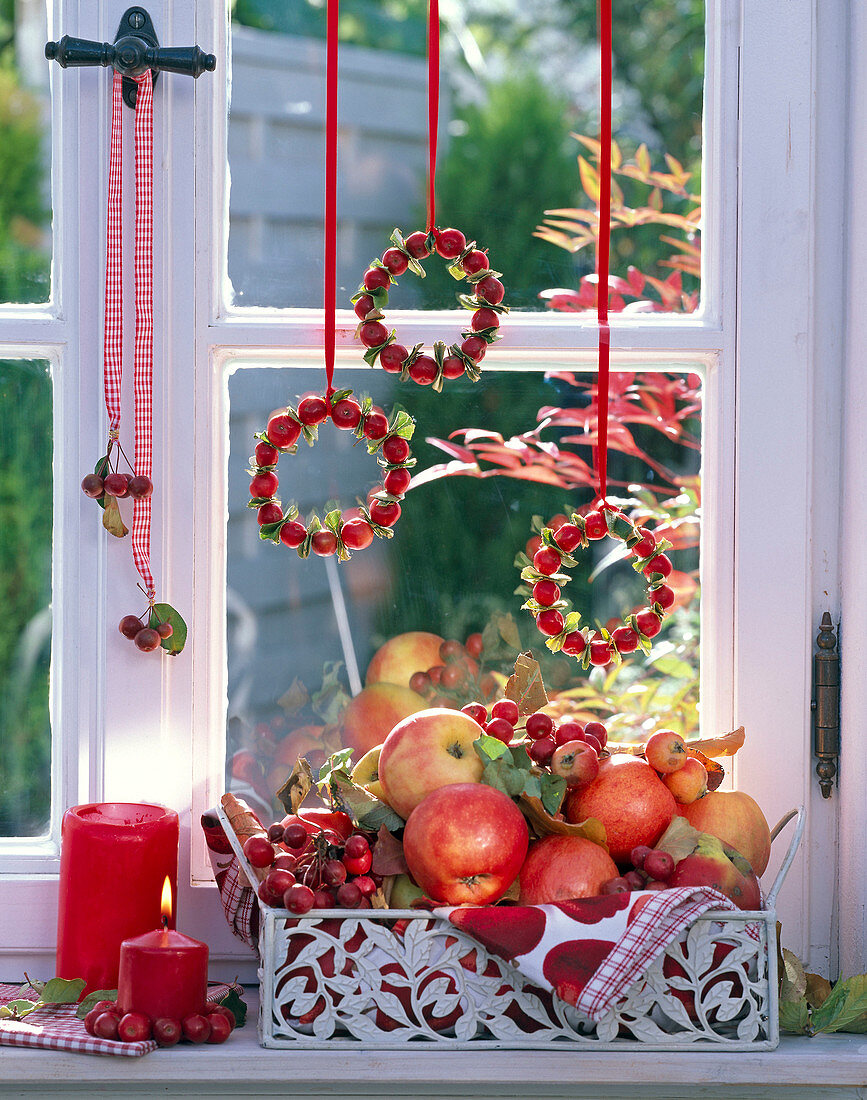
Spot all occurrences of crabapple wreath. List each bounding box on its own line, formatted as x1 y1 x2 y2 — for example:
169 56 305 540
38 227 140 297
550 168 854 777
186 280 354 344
351 227 509 392
248 389 415 560
517 509 676 668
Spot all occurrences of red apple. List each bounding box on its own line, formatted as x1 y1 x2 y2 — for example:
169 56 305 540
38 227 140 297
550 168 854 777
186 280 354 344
668 834 762 910
518 835 619 904
365 631 446 688
403 783 528 905
378 708 485 820
663 756 708 804
565 756 677 863
644 729 688 774
678 790 772 876
551 740 599 789
340 683 429 756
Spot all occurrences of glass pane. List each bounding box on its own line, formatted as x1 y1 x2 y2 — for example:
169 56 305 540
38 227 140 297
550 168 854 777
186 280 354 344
228 1 703 313
0 1 52 304
224 361 701 820
0 358 52 836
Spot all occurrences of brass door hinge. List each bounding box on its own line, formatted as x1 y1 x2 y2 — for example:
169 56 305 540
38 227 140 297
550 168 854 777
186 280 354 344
812 611 840 798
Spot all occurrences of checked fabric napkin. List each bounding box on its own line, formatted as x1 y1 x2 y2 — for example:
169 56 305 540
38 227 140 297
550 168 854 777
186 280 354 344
0 982 243 1058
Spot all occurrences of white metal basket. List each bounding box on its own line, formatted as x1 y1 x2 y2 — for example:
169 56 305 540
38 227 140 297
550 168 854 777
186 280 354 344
216 803 804 1051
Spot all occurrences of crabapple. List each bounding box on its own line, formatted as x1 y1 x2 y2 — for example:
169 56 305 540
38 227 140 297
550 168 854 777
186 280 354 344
81 473 105 498
363 410 389 440
354 293 374 320
484 717 514 745
362 266 391 291
644 729 688 774
491 699 519 725
461 249 489 275
533 546 562 576
341 516 375 550
551 740 600 789
134 627 161 653
382 435 410 464
267 411 301 449
562 632 587 657
119 614 144 640
404 231 430 258
525 712 553 740
583 721 608 749
360 321 389 348
243 835 275 868
537 609 565 636
472 308 499 331
554 523 582 552
461 702 487 725
382 461 409 492
182 1014 211 1044
583 510 608 540
297 394 328 426
460 335 487 361
475 275 505 305
611 625 640 652
279 521 307 548
635 609 662 638
441 356 465 379
434 227 466 259
644 554 673 578
532 580 560 606
381 247 409 276
377 344 406 374
331 398 362 430
311 530 338 556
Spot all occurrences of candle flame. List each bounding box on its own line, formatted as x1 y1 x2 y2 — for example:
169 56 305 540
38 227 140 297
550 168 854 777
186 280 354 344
161 877 173 924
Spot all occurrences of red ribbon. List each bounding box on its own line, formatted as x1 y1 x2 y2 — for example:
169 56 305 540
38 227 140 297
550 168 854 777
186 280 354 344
595 0 613 508
426 0 440 232
323 0 339 407
103 70 156 600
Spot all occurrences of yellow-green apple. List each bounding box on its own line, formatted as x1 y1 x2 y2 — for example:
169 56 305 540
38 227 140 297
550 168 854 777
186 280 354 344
551 740 600 789
644 729 688 774
390 873 425 909
340 683 428 756
518 835 619 904
679 790 771 875
351 744 385 801
662 756 708 804
402 783 529 904
668 832 762 910
365 631 446 688
565 756 677 863
378 708 484 819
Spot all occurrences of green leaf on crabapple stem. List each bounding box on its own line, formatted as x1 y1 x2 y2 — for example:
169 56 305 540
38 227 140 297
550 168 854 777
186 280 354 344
93 454 110 509
148 603 187 656
540 773 567 817
41 977 86 1004
76 989 118 1019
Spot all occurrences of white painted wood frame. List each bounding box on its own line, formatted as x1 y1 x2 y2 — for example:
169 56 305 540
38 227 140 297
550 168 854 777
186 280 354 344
0 0 849 991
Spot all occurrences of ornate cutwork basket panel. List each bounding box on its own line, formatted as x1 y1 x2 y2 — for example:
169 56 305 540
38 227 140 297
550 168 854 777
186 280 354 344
216 805 803 1052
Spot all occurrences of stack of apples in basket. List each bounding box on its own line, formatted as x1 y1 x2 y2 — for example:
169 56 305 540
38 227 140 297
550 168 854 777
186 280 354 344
232 637 772 918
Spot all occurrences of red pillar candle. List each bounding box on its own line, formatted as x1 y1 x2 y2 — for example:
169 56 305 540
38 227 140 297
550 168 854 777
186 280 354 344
56 803 179 995
117 917 208 1022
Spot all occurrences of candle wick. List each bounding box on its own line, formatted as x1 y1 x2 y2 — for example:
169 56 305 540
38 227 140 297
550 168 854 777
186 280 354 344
162 915 169 930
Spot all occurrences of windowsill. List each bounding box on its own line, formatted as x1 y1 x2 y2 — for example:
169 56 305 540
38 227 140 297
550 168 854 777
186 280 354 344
1 991 865 1097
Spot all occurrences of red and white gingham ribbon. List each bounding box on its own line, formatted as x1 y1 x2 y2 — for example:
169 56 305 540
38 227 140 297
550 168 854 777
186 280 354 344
103 71 156 600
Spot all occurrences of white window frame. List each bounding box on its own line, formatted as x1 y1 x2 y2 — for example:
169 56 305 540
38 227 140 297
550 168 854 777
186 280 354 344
1 0 859 985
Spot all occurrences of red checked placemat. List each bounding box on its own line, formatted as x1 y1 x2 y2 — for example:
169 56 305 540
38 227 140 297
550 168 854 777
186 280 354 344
0 982 242 1058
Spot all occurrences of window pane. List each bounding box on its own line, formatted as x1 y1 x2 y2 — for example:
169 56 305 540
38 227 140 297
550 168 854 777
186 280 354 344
227 1 703 313
224 361 701 820
0 358 52 836
0 2 52 305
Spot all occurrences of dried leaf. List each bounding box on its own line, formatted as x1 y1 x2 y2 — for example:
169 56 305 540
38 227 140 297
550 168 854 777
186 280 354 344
371 885 391 910
691 726 746 758
371 826 408 877
519 795 608 851
501 875 521 903
505 652 548 716
686 746 725 790
277 678 310 715
102 495 128 538
780 948 807 1003
805 972 833 1009
654 816 701 864
275 757 314 816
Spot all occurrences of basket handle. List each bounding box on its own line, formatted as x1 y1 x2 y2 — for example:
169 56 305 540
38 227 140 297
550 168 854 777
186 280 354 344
214 801 265 905
764 805 805 908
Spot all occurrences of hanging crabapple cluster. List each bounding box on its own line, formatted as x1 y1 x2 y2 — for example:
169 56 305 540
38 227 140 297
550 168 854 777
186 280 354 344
519 509 676 667
81 465 153 504
243 819 381 915
249 389 416 559
83 997 235 1047
352 227 508 392
118 611 173 653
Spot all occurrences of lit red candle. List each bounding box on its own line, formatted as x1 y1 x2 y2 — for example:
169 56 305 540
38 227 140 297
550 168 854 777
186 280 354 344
117 879 209 1022
56 802 179 995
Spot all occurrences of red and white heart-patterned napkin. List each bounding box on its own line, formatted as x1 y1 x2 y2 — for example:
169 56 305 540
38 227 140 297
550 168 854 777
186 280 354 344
437 888 754 1022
